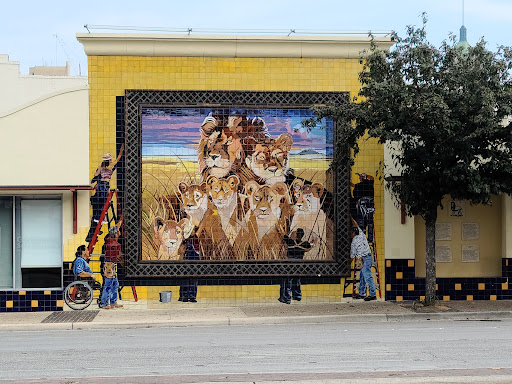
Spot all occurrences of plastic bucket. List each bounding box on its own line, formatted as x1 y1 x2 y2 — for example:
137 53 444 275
159 291 172 303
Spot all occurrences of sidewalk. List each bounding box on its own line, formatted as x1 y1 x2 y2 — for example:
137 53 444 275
1 299 512 331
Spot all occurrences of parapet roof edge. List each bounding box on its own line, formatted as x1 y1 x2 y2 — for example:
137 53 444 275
76 33 394 59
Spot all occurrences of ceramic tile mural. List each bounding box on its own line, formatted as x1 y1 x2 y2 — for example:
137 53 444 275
141 107 335 263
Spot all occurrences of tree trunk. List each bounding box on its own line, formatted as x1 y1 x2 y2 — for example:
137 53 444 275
424 211 437 305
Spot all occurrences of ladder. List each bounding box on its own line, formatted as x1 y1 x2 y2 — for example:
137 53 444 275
343 225 382 299
86 189 138 302
88 189 119 255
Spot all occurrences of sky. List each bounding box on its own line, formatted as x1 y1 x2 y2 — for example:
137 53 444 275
2 0 512 76
141 108 331 157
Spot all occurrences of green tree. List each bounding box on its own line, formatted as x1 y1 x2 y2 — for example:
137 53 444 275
308 17 512 304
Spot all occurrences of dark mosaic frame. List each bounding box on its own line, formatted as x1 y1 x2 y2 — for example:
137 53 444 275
124 90 351 278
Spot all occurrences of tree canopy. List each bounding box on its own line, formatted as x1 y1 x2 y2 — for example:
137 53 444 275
308 16 512 304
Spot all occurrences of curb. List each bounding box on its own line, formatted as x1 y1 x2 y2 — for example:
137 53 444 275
73 318 231 330
1 311 511 332
0 323 73 331
386 311 512 322
229 313 389 325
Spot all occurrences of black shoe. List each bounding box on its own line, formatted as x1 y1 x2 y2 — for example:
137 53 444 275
364 295 377 301
278 298 291 304
178 298 189 302
189 298 197 303
353 294 365 300
92 282 102 290
292 297 301 301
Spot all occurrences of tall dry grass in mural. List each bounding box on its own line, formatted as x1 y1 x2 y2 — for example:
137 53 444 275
141 109 335 262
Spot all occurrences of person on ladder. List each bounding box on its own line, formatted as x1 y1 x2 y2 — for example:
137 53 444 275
86 145 124 243
351 173 375 242
350 217 376 301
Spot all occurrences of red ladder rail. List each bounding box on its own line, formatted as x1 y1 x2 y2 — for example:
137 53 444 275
87 189 138 302
88 189 117 255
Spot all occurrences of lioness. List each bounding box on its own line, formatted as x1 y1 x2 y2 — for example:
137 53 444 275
178 181 209 227
245 180 288 260
289 179 332 260
153 217 189 260
206 175 250 260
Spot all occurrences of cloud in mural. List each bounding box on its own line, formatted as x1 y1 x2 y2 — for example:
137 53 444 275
141 109 331 156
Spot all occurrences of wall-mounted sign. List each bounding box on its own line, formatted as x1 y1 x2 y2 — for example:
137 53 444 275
435 245 452 262
435 223 452 241
462 223 480 240
462 245 480 262
449 200 465 217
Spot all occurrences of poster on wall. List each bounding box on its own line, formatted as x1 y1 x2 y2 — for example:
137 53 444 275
140 107 335 262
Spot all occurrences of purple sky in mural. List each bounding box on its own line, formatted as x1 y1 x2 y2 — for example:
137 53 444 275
141 108 332 157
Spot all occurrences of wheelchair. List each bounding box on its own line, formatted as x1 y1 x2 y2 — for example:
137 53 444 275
64 278 103 310
64 255 104 310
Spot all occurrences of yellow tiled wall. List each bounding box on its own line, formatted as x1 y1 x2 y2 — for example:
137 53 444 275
88 55 384 301
350 135 385 295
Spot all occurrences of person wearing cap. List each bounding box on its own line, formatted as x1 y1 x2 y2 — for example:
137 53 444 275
100 218 124 309
91 144 124 224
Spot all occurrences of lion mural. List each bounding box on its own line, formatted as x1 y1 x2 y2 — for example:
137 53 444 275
141 109 334 262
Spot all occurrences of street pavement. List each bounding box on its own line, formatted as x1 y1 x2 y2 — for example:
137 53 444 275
1 317 512 383
1 299 512 331
2 301 512 384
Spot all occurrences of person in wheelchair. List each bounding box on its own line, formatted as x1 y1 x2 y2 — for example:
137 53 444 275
73 245 100 289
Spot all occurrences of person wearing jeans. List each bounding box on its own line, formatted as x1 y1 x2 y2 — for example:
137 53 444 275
351 217 376 301
279 278 302 304
100 221 124 309
358 253 376 300
100 265 119 309
179 238 200 303
279 228 315 304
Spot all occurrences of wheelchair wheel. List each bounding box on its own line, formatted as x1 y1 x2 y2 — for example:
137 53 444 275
64 281 93 310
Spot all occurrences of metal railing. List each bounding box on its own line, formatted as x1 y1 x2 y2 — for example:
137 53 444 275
83 25 392 36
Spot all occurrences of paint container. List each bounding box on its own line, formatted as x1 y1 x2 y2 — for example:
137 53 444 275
159 291 172 303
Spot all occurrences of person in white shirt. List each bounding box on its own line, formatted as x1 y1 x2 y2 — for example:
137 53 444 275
350 218 376 301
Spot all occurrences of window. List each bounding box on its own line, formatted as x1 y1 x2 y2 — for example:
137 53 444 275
0 196 62 289
0 197 13 289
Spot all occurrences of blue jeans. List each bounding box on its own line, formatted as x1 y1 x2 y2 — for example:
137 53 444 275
179 240 199 301
179 280 198 300
359 254 376 297
279 278 301 303
101 276 119 307
93 181 109 221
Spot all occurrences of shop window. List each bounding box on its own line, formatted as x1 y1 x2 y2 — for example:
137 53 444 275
0 197 13 289
0 196 62 289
